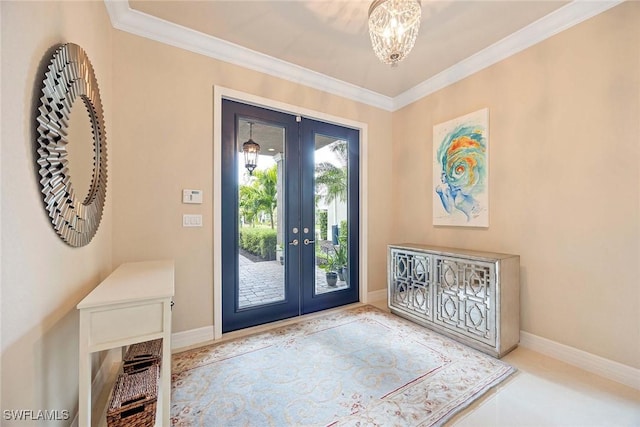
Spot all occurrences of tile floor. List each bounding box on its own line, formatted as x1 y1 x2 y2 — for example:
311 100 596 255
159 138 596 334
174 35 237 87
369 300 640 426
450 347 640 426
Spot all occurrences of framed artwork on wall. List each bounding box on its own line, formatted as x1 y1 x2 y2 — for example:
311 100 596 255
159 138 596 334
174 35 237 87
433 108 489 227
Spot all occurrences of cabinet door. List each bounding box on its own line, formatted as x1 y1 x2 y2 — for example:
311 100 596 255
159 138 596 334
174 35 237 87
433 256 496 346
389 248 433 320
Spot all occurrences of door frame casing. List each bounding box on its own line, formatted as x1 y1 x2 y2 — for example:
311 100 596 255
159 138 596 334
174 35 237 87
213 86 369 339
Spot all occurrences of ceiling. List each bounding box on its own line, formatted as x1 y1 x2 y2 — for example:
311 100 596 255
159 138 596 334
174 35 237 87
110 1 619 110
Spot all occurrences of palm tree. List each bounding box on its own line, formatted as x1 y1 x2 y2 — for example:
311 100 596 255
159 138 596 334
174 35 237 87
315 141 347 205
239 164 278 229
253 165 278 229
315 141 348 245
239 185 260 227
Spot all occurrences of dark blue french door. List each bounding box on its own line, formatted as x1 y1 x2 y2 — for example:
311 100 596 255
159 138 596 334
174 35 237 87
221 100 359 333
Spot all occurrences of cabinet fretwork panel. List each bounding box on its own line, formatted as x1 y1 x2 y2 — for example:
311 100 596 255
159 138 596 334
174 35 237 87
390 251 432 319
389 244 519 358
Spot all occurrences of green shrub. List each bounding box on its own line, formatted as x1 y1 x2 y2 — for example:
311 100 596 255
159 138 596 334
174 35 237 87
339 219 348 246
239 227 277 260
318 210 328 240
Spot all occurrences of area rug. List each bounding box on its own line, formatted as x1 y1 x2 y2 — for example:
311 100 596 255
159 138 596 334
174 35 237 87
171 305 515 426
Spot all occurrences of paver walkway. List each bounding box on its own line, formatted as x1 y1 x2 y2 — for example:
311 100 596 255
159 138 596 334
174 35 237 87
238 254 348 308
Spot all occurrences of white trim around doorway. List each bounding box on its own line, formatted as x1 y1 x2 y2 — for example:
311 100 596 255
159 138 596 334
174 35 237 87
213 86 369 340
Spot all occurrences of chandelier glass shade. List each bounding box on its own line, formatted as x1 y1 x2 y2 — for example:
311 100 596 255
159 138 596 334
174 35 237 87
368 0 422 66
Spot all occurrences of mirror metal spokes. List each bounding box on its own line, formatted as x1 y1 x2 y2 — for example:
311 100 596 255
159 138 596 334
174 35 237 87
36 43 107 247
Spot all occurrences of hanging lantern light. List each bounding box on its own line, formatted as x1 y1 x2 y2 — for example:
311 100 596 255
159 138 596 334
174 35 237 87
242 122 260 175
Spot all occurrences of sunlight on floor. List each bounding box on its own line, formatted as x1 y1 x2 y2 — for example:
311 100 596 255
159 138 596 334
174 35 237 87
366 300 640 426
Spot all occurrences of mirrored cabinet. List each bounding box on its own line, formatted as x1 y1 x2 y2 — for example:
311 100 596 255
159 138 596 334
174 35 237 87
388 244 520 358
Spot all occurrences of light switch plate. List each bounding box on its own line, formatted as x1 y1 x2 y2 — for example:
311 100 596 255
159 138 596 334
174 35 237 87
183 214 202 227
182 189 203 204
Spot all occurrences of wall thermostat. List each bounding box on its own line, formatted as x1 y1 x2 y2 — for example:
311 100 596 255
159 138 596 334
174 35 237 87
182 189 203 204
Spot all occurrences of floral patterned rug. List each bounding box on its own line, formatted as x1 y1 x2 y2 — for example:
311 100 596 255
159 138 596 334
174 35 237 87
171 305 515 426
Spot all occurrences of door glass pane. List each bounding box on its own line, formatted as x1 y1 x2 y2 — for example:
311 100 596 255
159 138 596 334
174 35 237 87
237 119 286 308
314 134 350 294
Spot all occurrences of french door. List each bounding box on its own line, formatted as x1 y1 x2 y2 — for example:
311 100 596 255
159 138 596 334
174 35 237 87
221 100 359 333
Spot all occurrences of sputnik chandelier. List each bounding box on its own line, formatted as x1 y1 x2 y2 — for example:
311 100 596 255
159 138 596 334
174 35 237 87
368 0 422 66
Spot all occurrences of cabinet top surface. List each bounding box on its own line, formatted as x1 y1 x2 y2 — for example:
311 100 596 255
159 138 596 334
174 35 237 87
389 243 519 260
77 260 175 310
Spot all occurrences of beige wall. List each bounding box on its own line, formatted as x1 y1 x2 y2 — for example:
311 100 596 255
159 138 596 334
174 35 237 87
1 1 113 422
392 2 640 368
2 3 637 422
111 32 393 333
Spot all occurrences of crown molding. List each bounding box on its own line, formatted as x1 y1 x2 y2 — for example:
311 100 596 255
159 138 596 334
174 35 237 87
105 0 623 113
103 0 394 111
392 0 624 110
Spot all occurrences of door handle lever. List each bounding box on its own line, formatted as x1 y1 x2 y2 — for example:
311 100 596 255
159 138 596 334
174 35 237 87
303 239 315 245
289 239 299 246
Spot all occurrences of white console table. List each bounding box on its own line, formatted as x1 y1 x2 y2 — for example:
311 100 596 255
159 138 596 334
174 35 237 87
77 260 174 427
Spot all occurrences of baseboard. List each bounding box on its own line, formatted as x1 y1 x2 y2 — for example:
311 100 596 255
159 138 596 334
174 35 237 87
69 348 121 427
367 289 387 303
172 325 215 351
519 331 640 391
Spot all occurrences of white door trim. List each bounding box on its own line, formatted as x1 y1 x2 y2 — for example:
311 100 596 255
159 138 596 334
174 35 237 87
213 86 369 339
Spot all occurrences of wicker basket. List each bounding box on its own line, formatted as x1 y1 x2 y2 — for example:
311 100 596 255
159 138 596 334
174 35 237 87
123 339 162 373
107 365 159 427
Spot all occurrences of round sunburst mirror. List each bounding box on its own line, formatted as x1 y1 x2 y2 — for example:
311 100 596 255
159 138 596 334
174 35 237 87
36 43 107 247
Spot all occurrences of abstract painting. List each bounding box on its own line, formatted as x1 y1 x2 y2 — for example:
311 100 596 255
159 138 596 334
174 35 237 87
433 108 489 227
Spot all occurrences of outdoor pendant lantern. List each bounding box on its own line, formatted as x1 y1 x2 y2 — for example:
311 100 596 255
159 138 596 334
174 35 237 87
242 122 260 175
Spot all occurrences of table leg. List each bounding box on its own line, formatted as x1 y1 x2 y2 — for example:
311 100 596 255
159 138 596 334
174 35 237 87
78 315 92 427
